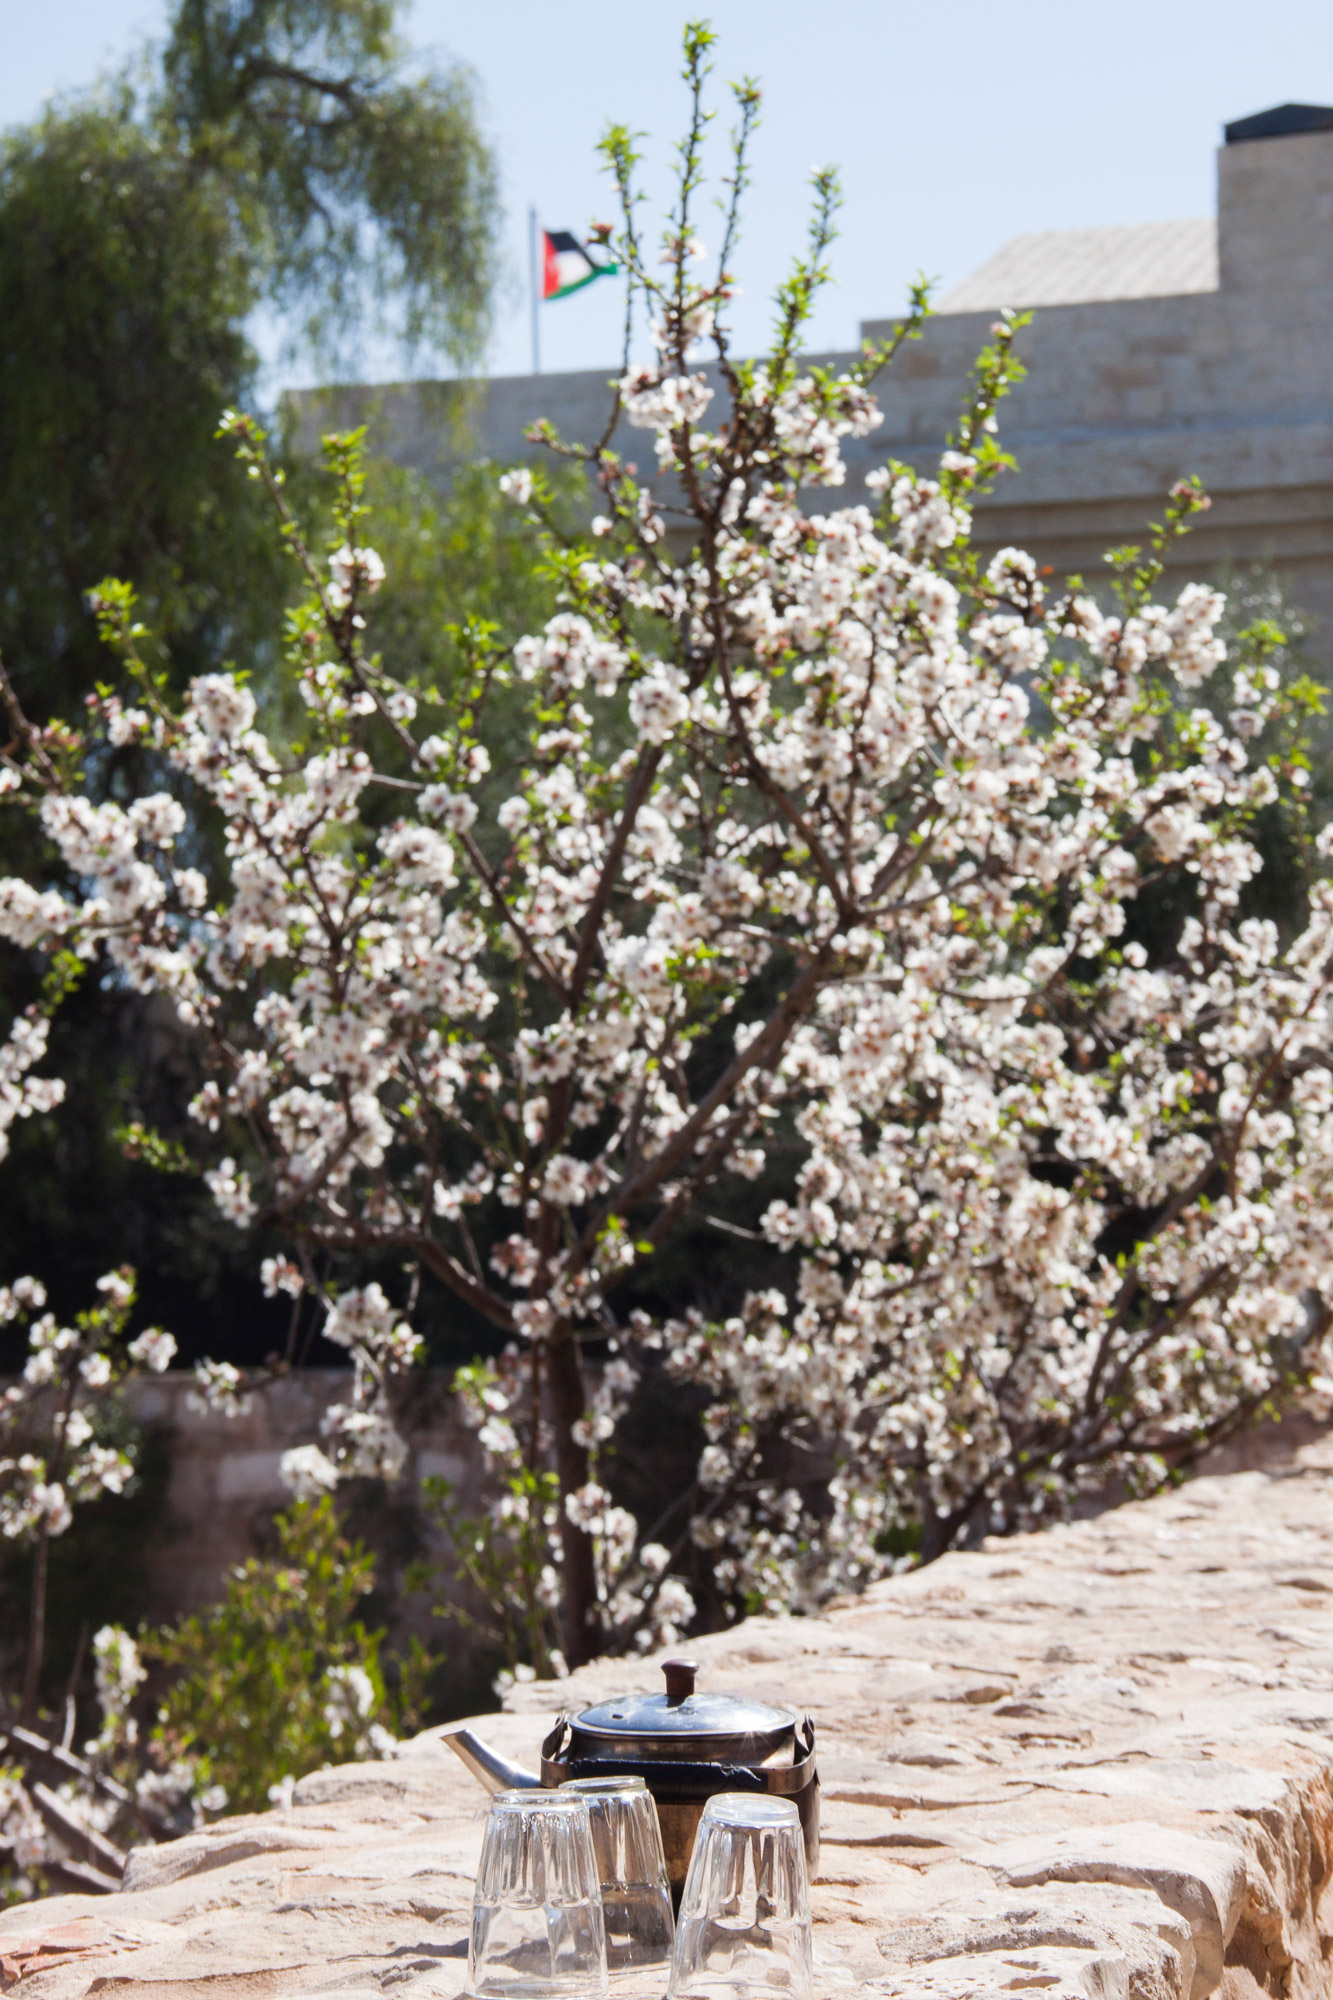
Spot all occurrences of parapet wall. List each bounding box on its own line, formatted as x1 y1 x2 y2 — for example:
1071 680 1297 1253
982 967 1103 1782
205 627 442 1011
4 1425 1333 1993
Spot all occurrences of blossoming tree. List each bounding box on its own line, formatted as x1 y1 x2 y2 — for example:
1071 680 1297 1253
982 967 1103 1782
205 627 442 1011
4 25 1333 1671
0 1268 175 1721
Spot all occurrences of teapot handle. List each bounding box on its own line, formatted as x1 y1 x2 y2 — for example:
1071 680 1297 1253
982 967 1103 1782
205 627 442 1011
540 1714 573 1782
539 1716 817 1796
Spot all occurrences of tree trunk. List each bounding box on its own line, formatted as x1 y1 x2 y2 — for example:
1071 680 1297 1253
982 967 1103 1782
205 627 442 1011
918 1507 951 1567
20 1528 49 1726
546 1331 601 1668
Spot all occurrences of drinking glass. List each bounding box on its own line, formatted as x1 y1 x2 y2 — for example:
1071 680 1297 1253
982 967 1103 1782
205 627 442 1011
561 1776 676 1995
469 1787 608 1999
667 1794 812 2000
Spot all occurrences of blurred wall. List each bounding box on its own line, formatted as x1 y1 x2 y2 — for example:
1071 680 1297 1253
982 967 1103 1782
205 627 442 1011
122 1368 496 1708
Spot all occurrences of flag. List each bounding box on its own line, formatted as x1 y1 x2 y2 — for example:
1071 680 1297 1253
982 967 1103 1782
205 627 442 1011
542 229 617 302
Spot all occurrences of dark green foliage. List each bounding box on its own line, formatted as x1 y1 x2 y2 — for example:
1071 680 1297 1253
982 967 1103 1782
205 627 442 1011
0 100 275 724
1120 565 1328 967
148 1496 388 1810
0 0 502 731
0 2 507 1361
0 452 573 1364
160 0 500 365
0 1413 170 1717
0 962 293 1365
362 455 585 698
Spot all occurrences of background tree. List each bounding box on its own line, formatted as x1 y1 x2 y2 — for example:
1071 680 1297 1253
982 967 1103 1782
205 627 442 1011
0 98 268 726
0 1 510 1721
160 0 499 365
0 0 508 1360
0 0 500 731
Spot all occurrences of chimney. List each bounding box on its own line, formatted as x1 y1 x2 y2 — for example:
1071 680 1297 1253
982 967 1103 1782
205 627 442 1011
1218 103 1333 297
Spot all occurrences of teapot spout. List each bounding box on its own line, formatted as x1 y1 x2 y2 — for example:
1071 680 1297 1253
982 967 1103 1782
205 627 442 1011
440 1725 544 1796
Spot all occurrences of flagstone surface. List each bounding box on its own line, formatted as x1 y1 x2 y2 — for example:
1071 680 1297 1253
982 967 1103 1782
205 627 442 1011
6 1434 1333 1996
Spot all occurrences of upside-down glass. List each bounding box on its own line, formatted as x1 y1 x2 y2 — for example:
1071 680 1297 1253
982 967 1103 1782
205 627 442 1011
667 1794 812 2000
469 1788 609 1999
561 1776 676 1994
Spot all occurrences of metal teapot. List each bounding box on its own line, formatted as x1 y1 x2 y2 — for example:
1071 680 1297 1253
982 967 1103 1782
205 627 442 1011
443 1657 819 1898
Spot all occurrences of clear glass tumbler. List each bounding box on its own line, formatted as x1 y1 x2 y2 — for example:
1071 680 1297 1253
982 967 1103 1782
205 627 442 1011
468 1787 609 2000
561 1775 676 1995
667 1794 812 2000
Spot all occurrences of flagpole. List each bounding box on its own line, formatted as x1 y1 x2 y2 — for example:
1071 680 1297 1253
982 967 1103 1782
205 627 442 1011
528 206 541 377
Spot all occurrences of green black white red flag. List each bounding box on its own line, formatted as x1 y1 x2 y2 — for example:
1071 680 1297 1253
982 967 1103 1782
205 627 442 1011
528 210 618 373
542 229 618 301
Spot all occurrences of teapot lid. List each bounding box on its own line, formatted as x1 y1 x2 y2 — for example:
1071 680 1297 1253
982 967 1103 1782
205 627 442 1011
574 1659 795 1748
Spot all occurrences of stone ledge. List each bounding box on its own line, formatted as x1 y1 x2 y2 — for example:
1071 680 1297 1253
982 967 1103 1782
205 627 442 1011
6 1439 1333 1996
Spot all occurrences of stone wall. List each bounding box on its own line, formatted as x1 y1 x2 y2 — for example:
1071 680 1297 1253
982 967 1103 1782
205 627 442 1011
6 1429 1333 1994
295 120 1333 656
117 1369 492 1689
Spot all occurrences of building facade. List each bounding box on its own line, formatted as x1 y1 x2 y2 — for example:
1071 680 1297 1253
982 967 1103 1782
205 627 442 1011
299 104 1333 655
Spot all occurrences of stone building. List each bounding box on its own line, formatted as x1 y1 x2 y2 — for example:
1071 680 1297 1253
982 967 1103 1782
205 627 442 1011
300 102 1333 654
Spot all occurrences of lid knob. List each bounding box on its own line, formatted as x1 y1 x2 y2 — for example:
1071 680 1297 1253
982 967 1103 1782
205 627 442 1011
662 1658 698 1706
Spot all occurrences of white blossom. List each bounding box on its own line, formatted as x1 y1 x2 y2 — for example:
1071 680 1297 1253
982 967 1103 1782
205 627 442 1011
499 467 533 505
0 1011 66 1165
280 1443 340 1499
187 1359 251 1419
628 663 689 743
260 1255 304 1299
327 544 386 609
127 1327 178 1372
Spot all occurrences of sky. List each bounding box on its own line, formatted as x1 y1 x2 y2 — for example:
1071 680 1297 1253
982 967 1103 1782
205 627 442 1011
6 0 1333 388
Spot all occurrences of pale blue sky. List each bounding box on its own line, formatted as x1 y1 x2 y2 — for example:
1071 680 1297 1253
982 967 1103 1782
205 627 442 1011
5 0 1333 386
